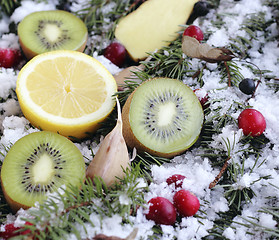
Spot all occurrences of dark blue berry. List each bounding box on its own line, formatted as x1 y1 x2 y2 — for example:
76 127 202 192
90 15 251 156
239 78 256 95
187 1 210 24
193 1 210 17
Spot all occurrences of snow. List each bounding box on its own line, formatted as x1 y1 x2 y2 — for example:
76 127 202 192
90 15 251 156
0 0 278 239
10 0 56 23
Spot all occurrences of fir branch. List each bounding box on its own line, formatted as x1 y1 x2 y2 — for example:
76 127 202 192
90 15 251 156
142 38 192 80
75 0 136 54
219 60 244 87
18 164 147 239
0 0 20 15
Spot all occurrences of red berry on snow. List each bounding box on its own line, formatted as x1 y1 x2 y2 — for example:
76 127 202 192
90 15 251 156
0 48 22 68
173 189 200 217
194 88 210 109
183 25 204 42
145 197 177 225
0 223 20 239
0 222 32 239
166 174 186 188
238 108 266 137
103 42 127 67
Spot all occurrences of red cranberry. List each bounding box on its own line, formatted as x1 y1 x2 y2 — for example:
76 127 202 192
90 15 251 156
173 190 200 217
194 88 210 109
166 174 186 188
238 108 266 137
0 48 22 68
103 42 127 67
145 197 177 225
0 222 32 239
183 25 204 42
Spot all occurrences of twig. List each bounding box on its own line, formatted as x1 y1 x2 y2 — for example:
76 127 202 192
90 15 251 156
224 61 231 87
209 156 232 189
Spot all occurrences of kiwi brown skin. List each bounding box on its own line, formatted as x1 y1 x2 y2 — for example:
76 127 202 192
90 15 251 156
122 78 201 159
0 181 29 213
19 37 87 60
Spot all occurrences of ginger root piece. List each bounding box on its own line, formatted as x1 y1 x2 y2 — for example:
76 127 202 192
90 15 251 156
115 0 198 61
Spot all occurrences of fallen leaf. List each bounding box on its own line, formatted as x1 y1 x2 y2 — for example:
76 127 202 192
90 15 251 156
114 65 144 90
182 35 234 63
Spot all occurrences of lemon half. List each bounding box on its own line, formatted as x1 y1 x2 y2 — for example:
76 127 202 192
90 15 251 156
16 50 117 139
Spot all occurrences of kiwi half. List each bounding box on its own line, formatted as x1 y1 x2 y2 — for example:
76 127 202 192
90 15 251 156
122 78 204 158
18 10 88 59
0 131 85 213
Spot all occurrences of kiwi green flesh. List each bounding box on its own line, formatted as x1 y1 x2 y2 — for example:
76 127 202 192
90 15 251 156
1 131 85 211
18 10 88 57
128 78 204 155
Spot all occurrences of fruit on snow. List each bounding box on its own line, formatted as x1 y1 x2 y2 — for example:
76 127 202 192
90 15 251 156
0 222 32 239
145 197 177 225
16 50 117 139
115 0 198 61
187 1 210 24
194 88 209 109
183 25 204 42
122 78 204 158
0 48 22 68
166 174 186 188
193 1 210 17
1 131 85 212
103 42 127 67
18 10 88 59
173 189 200 217
238 108 266 137
238 78 256 95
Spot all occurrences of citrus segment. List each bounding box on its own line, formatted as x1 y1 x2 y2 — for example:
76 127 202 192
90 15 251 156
16 50 117 139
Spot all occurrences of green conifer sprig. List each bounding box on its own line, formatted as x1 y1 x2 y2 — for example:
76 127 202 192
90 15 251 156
18 164 147 239
0 0 20 15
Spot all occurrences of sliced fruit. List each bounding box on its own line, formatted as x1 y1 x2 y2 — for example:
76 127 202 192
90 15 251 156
16 50 117 139
115 0 198 61
122 78 204 158
18 10 88 59
0 131 85 213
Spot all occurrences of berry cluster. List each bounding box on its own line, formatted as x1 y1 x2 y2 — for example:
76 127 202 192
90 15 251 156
145 174 200 225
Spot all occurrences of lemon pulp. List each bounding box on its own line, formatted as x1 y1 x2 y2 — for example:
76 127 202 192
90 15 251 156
16 50 117 139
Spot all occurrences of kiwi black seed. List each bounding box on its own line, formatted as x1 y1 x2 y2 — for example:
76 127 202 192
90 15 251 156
122 78 204 158
0 131 85 213
17 10 88 59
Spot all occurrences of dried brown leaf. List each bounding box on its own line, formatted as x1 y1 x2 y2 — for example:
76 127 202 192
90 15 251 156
114 65 144 90
181 35 202 58
182 36 234 63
